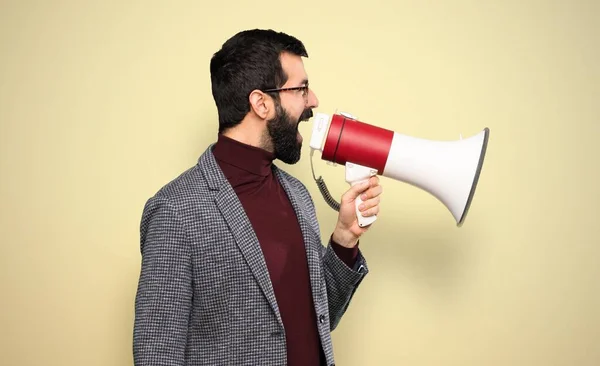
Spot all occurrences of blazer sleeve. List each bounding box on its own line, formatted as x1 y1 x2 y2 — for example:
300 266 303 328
133 195 193 366
321 240 368 331
282 170 369 332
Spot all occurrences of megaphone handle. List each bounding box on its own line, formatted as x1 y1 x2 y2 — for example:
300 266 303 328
345 162 378 228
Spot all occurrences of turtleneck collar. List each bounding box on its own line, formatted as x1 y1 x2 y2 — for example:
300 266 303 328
212 134 276 177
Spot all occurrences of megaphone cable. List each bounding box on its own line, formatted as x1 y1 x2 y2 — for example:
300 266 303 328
310 149 341 212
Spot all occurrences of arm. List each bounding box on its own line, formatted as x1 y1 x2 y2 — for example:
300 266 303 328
133 195 193 366
322 238 368 331
322 175 382 330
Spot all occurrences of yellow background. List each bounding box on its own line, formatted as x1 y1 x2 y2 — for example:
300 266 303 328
1 1 598 365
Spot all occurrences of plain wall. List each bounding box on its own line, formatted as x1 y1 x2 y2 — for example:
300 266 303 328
1 1 598 365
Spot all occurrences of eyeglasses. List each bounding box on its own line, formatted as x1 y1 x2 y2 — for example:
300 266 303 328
262 84 309 101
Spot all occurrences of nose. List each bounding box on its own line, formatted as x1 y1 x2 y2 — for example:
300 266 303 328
308 88 319 108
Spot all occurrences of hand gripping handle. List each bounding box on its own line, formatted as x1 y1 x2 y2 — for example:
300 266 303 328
345 162 378 227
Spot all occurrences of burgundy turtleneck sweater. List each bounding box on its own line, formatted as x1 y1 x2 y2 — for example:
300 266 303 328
212 134 358 366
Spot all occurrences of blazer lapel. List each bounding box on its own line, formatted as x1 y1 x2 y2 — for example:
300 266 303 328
274 168 323 298
199 146 283 328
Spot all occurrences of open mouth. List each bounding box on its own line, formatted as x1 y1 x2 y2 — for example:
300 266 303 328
296 111 313 130
298 116 311 125
298 109 314 124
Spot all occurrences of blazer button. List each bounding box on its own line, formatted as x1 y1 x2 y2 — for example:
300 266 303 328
319 314 325 323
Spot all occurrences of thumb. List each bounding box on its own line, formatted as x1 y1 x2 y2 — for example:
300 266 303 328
342 180 370 203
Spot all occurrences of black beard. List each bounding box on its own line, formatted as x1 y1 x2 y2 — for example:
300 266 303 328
266 103 313 164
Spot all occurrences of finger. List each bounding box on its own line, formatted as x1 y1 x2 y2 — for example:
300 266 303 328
360 205 380 217
342 180 371 202
367 176 380 188
358 196 380 211
360 185 383 201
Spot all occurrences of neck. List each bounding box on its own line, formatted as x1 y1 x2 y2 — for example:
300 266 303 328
222 117 273 153
213 133 276 177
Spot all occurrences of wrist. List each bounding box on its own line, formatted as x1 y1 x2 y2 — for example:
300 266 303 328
332 225 358 248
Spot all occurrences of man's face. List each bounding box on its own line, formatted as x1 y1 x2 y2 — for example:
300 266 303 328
265 52 319 164
266 101 313 164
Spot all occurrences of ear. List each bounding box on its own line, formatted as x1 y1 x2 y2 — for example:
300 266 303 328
248 90 271 120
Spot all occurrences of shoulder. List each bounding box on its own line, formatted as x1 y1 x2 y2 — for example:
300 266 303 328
150 165 208 207
141 147 221 224
139 164 207 233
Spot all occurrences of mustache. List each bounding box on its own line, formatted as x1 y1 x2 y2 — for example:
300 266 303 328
298 108 313 122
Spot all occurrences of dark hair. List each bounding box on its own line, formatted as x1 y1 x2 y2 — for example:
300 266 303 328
210 29 308 133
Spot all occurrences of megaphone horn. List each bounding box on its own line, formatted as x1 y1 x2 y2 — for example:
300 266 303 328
308 112 490 227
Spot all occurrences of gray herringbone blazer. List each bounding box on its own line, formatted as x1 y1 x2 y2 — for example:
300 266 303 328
133 144 369 366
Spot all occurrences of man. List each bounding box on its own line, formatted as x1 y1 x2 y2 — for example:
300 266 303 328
133 29 383 366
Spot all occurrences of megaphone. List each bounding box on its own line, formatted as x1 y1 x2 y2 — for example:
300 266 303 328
308 111 489 227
